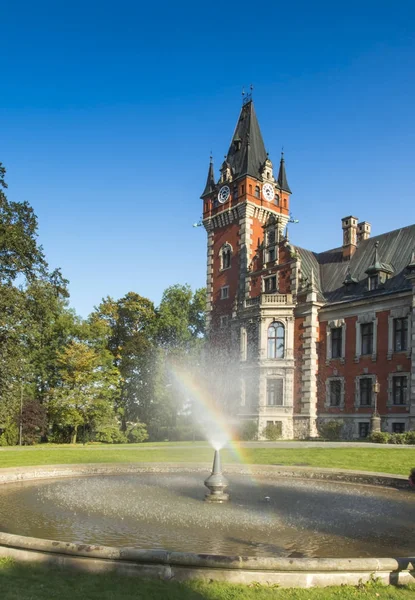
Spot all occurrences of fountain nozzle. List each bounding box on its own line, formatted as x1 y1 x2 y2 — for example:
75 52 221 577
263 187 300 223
204 449 229 503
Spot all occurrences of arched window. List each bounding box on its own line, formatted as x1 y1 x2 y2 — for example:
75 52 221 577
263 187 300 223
267 321 285 359
255 186 260 198
220 244 232 270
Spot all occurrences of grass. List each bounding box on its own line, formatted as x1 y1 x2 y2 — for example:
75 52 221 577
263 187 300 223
0 560 414 600
0 443 414 475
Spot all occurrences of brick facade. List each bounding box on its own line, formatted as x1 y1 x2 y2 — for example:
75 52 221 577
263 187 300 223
201 98 415 439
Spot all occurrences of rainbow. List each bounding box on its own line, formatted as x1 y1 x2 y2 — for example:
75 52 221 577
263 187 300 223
168 363 258 479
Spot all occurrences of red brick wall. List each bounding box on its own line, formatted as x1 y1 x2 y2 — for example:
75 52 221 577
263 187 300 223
318 310 411 415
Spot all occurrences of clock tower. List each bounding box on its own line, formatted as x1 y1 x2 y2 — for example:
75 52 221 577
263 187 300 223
201 95 297 439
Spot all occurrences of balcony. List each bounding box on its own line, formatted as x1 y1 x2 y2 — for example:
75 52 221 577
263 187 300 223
244 293 293 308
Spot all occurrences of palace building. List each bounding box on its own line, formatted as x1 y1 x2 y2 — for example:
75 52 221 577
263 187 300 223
201 95 415 439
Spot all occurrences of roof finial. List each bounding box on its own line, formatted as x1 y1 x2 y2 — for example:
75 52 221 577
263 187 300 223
250 83 254 94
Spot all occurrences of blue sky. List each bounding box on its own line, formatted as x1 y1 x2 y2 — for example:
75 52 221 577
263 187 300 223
1 1 414 317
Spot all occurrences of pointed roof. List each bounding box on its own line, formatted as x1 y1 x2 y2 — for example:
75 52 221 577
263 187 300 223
277 151 291 193
201 156 215 198
365 241 393 275
225 100 267 180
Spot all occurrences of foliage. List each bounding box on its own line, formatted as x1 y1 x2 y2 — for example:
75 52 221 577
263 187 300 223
262 422 282 441
368 431 390 444
94 421 127 444
48 338 121 443
21 400 47 445
237 420 258 441
389 433 407 445
403 430 415 445
0 417 19 446
317 419 344 441
126 421 149 443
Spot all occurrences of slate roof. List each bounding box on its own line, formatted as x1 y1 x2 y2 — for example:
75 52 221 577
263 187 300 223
201 158 216 198
277 153 291 193
226 100 268 180
293 224 415 304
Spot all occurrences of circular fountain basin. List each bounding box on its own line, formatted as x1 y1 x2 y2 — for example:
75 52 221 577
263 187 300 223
0 464 413 587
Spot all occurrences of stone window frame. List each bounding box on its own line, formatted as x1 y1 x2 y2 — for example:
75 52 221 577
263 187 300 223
240 326 247 361
263 274 278 293
355 312 377 362
324 376 345 409
387 372 410 407
219 243 233 271
387 307 411 359
326 318 346 364
266 378 284 407
358 421 370 438
267 321 285 360
220 285 229 300
355 374 378 408
219 315 229 328
392 422 406 433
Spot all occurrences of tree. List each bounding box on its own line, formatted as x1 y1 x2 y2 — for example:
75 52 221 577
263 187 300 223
49 337 121 444
91 293 157 426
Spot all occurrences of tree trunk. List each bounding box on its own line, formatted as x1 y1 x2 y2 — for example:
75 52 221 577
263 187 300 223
71 426 78 444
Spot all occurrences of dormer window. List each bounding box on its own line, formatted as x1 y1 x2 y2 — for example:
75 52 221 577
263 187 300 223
368 274 378 290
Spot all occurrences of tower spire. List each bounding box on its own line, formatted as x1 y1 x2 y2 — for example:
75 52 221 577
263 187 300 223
277 150 291 193
201 155 215 198
225 99 267 180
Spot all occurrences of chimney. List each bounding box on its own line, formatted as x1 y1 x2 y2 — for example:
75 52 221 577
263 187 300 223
357 221 371 245
342 216 358 260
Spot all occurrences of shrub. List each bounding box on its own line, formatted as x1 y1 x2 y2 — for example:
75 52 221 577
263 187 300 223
236 420 258 441
404 430 415 445
0 419 19 446
317 420 343 441
368 431 390 444
21 400 47 445
94 423 127 444
389 433 406 445
262 422 282 441
126 422 149 443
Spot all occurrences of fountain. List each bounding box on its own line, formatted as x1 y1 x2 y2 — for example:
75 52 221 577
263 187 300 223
204 448 229 502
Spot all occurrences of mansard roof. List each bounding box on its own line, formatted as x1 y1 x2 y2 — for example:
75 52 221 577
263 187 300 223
226 99 268 180
293 224 415 304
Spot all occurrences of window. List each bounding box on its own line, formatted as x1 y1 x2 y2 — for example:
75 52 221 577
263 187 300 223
359 378 372 406
254 186 260 198
267 322 285 359
392 423 405 434
361 323 373 355
331 327 342 359
220 286 229 299
266 379 284 406
219 315 229 328
233 185 238 200
329 380 341 407
267 171 270 179
394 318 408 352
241 185 245 194
264 275 277 292
359 422 370 438
368 274 378 290
220 243 232 270
274 194 280 206
392 376 407 405
267 247 276 263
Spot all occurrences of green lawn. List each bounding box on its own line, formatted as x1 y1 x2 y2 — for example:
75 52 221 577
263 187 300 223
0 560 414 600
0 443 414 475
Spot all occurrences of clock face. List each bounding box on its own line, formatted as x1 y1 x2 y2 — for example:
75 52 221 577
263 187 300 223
262 183 275 202
218 185 230 204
